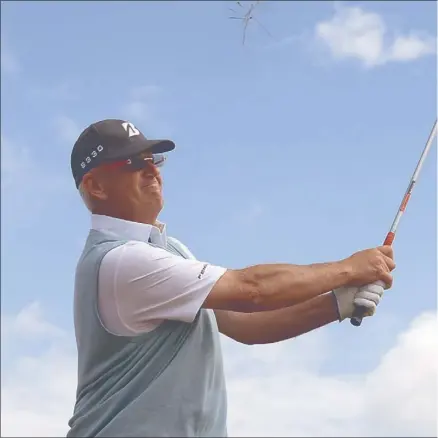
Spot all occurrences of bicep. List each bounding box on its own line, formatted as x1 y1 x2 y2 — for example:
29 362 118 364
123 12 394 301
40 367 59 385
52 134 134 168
158 236 256 313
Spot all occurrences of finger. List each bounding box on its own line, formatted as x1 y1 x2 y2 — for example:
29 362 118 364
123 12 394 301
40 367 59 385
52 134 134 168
378 245 394 259
380 272 393 289
359 282 385 297
353 303 375 318
382 254 396 271
378 245 394 258
354 295 377 310
355 291 380 305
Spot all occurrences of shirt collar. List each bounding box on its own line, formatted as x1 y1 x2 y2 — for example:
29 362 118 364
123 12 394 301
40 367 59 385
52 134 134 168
91 214 168 248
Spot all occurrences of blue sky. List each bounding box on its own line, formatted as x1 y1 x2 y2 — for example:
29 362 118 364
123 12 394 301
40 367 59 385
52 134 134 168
1 1 436 436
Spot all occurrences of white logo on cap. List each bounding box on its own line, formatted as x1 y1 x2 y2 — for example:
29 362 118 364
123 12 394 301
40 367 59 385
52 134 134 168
122 122 140 138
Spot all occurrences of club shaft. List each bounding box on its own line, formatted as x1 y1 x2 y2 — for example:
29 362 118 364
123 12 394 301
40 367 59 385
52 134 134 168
351 120 437 326
386 119 437 240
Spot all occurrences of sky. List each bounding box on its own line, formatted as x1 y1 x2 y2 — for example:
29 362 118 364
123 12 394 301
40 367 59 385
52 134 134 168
1 0 437 436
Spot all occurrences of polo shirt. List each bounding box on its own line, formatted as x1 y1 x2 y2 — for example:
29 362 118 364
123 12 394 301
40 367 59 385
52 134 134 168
92 214 227 336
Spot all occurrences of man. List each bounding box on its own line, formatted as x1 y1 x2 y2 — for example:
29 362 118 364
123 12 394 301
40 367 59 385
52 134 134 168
67 119 395 437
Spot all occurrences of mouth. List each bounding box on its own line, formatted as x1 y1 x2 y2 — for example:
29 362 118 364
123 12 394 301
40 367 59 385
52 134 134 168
142 177 161 190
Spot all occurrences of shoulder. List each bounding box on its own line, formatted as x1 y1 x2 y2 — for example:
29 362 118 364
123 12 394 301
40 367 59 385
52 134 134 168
167 236 197 260
99 240 172 275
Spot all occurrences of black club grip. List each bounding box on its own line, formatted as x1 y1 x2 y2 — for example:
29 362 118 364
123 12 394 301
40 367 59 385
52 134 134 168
350 305 368 326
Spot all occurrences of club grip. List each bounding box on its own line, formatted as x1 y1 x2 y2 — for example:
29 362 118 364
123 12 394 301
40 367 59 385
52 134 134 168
383 232 395 246
350 280 386 327
350 232 394 328
350 306 367 326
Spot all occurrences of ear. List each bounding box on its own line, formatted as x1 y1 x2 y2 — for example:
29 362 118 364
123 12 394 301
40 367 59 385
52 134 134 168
81 172 108 201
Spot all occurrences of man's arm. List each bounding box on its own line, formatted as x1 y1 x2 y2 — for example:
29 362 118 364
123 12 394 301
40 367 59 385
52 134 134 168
206 262 349 313
97 239 394 336
206 245 394 313
214 293 338 345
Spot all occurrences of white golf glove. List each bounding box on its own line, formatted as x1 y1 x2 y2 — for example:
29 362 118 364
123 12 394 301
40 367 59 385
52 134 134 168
332 281 385 321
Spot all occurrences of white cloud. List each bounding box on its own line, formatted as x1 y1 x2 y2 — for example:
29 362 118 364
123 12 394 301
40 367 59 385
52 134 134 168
388 33 437 62
225 312 437 437
1 302 75 437
1 302 64 341
315 5 436 68
1 303 436 437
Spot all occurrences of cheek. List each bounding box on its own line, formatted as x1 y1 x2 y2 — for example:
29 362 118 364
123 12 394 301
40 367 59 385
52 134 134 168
140 171 161 189
105 173 138 199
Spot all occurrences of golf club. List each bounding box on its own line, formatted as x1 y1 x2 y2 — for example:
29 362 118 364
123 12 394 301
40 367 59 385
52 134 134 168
350 119 437 327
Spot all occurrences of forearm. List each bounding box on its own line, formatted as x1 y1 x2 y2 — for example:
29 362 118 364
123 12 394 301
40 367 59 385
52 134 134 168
216 293 339 345
235 260 352 311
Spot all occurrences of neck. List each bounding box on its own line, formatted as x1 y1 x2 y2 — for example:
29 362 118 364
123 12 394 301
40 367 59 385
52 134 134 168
92 205 159 226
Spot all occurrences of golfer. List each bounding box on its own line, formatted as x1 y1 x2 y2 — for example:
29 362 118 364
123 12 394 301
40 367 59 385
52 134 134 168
67 119 395 437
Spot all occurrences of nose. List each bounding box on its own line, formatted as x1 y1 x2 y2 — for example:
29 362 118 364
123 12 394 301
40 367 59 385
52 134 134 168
142 159 160 177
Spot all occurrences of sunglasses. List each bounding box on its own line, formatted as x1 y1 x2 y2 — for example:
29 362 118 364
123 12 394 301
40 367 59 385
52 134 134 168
104 153 167 172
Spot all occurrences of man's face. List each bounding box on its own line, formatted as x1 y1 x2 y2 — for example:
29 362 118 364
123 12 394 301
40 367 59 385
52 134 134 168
83 152 165 222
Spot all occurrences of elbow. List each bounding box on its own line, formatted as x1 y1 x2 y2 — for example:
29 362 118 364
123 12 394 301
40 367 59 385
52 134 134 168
206 268 267 313
225 333 256 345
240 338 257 346
236 335 285 346
233 268 265 313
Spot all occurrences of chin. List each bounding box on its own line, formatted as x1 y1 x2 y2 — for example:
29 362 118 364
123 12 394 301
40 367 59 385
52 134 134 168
152 195 164 211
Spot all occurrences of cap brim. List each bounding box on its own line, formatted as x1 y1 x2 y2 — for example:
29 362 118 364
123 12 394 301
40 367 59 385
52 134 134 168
109 138 175 161
145 139 175 154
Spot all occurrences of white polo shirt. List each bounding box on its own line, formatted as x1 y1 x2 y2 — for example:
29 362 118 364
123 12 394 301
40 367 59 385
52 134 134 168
92 214 227 336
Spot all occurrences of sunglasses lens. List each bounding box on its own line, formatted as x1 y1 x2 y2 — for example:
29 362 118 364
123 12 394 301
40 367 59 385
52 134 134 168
153 154 166 167
126 154 167 170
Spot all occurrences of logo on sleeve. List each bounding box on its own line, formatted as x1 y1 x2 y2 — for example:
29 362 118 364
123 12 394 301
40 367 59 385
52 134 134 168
198 264 208 279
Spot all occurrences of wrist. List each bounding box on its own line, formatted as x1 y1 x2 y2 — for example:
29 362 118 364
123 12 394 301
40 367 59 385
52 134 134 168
330 290 342 321
333 286 357 321
333 259 355 289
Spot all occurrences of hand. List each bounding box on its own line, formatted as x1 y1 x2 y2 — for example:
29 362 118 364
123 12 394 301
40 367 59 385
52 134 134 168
333 281 385 321
341 246 395 289
353 280 385 317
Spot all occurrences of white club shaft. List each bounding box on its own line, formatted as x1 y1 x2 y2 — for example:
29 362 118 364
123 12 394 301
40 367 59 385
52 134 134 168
388 119 437 235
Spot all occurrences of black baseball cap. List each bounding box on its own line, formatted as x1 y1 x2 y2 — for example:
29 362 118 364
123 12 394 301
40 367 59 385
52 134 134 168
71 119 175 188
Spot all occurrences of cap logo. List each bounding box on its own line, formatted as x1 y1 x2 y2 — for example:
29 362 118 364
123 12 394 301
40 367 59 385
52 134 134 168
80 145 104 169
122 122 140 138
